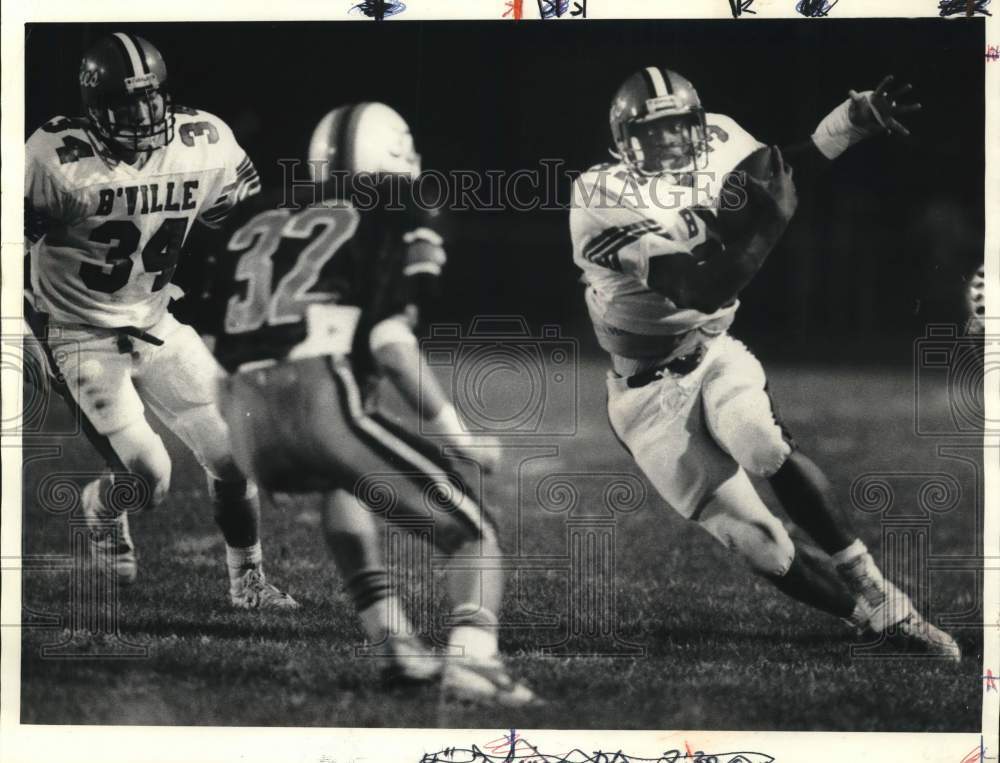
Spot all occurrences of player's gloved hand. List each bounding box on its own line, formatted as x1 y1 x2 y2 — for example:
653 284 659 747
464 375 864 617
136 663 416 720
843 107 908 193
427 405 503 475
812 76 921 160
848 75 921 137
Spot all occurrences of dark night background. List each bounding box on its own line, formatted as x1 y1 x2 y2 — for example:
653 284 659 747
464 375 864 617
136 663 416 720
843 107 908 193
25 20 984 361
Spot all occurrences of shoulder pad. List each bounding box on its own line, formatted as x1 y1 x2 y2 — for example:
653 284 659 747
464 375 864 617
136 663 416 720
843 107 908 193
172 107 238 143
26 116 101 182
705 113 763 152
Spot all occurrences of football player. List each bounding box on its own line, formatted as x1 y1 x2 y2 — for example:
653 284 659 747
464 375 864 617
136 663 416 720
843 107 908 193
199 102 536 704
571 67 960 659
24 33 297 609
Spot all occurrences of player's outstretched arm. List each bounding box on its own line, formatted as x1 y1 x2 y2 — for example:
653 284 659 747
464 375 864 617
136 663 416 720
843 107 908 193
782 75 921 186
810 75 921 160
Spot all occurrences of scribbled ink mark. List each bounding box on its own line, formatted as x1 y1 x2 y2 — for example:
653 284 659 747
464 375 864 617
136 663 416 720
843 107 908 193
795 0 839 16
350 0 407 20
418 746 774 763
938 0 991 15
503 0 524 18
729 0 757 16
538 0 569 16
987 44 1000 61
537 0 585 17
483 730 521 756
984 669 998 691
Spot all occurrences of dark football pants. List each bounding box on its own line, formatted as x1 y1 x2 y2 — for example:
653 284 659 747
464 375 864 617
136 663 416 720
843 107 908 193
218 354 492 553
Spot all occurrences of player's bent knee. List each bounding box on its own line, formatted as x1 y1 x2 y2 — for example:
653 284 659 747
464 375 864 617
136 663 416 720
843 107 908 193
107 422 172 507
714 401 791 478
698 508 794 577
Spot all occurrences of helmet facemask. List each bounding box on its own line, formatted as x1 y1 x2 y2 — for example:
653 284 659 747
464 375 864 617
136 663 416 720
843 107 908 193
617 110 708 177
89 78 175 155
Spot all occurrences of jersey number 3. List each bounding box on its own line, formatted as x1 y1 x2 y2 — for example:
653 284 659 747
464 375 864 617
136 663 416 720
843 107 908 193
224 205 360 334
80 218 187 294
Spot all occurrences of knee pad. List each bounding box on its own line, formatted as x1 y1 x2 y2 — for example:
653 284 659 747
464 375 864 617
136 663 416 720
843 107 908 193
713 393 792 478
698 508 794 577
107 421 171 507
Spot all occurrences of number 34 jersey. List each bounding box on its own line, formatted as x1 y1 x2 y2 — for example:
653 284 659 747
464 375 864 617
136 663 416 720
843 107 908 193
198 182 445 375
24 107 260 330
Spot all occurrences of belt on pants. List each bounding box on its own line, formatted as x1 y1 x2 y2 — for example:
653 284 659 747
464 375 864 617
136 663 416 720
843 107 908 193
624 345 707 389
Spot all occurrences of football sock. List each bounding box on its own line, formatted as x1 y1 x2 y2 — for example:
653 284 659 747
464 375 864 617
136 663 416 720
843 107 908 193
832 539 888 606
211 478 261 549
445 531 505 626
347 569 416 641
226 541 263 586
448 605 499 659
768 450 857 555
763 547 857 619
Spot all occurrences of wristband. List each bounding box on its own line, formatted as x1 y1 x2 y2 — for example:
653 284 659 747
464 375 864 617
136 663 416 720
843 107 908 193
810 94 873 160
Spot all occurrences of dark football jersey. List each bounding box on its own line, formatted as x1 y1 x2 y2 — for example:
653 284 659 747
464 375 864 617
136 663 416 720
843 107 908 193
196 178 444 375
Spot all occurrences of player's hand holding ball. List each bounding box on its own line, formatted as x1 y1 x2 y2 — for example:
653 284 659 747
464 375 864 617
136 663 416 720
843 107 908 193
717 145 798 243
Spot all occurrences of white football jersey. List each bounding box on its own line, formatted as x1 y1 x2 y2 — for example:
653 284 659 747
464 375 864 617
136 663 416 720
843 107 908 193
571 113 762 364
25 108 260 330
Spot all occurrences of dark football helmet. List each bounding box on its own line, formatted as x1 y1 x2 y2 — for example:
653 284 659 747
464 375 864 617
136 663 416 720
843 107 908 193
609 67 708 176
79 33 175 154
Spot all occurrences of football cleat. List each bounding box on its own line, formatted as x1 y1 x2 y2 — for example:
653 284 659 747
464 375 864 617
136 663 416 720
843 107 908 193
441 658 541 706
838 551 961 661
82 479 138 585
879 612 962 662
229 568 300 610
836 548 905 628
377 635 443 689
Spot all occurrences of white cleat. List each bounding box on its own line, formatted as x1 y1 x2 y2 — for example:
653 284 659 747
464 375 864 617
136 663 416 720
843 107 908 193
441 657 541 706
82 479 138 585
882 612 962 662
838 552 960 662
229 568 300 610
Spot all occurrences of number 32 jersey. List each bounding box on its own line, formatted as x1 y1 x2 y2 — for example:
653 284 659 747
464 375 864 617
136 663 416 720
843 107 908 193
24 108 260 330
198 182 445 375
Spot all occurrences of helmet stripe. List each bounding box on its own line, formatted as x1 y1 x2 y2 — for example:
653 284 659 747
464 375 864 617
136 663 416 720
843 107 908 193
113 32 146 78
126 34 151 74
645 66 670 97
336 104 364 174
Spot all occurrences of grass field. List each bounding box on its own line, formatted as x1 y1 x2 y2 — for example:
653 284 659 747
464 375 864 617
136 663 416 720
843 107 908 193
18 352 984 730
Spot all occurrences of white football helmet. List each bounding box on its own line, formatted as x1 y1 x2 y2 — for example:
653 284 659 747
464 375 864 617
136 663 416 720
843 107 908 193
308 102 421 181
